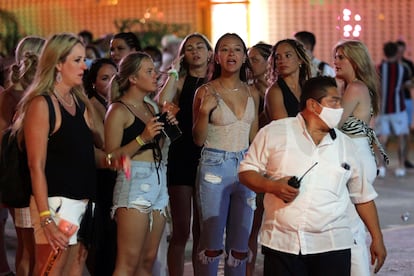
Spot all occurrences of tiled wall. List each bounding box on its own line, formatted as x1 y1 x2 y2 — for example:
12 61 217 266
267 0 414 65
0 0 413 65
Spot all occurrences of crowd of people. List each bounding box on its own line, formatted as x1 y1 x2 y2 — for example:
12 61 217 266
0 28 413 276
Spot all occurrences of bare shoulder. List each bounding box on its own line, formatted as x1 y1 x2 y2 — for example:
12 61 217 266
345 81 370 101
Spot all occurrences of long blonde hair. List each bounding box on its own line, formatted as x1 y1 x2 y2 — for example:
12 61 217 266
13 33 90 134
334 40 380 115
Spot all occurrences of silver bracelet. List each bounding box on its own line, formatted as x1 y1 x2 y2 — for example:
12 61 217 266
40 216 54 228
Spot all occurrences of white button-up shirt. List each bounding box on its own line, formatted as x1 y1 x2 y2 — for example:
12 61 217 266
239 114 373 255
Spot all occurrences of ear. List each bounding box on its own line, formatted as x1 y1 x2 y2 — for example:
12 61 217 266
129 75 138 84
307 99 319 114
55 63 62 72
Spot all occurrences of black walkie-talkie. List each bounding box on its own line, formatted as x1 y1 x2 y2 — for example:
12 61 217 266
287 162 318 188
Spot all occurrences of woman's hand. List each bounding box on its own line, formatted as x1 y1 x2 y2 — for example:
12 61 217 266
141 116 164 142
199 90 219 116
42 219 69 252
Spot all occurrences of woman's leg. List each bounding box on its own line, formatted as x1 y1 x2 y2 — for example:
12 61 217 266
137 210 166 276
225 183 255 276
112 208 150 276
246 194 264 276
191 189 200 276
167 185 193 276
15 227 35 276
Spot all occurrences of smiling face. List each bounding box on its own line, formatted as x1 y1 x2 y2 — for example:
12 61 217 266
57 43 87 87
215 35 246 74
275 42 301 77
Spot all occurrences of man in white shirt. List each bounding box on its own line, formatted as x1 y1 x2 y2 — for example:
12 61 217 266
239 76 386 275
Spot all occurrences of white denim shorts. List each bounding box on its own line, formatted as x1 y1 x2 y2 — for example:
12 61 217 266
30 196 89 245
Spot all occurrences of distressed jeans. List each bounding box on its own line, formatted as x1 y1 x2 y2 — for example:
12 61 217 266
196 147 256 276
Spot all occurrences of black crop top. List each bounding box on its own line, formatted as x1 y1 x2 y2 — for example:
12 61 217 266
117 101 155 151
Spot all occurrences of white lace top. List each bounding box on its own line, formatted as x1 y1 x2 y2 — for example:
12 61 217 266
205 87 255 152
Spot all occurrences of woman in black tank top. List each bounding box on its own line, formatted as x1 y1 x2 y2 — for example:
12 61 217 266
265 39 312 122
155 33 214 276
105 52 179 275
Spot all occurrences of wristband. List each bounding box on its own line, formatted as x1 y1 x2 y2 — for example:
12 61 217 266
135 135 147 146
167 69 179 81
39 210 51 217
40 217 54 228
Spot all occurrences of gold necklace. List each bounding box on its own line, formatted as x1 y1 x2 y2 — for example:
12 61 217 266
54 89 74 107
127 101 149 117
218 80 242 92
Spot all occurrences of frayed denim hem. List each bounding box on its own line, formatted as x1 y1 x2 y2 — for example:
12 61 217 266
226 248 252 267
198 249 226 265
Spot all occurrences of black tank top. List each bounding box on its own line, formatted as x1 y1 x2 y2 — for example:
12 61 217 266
46 100 96 200
278 78 300 117
118 101 155 151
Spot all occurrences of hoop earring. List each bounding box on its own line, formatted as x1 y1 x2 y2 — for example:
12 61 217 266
56 72 62 83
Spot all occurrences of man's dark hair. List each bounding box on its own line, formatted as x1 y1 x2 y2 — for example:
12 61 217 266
112 32 142 51
383 42 398 58
396 40 406 48
299 76 337 110
294 31 316 51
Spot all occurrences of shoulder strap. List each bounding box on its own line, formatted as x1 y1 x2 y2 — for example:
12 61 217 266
42 95 56 137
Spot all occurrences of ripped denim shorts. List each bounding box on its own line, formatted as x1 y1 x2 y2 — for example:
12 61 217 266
112 160 168 218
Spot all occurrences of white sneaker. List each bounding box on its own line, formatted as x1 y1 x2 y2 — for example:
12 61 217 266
395 168 406 177
378 166 386 178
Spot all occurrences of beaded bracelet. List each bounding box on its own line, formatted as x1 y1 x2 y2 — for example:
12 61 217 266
135 135 147 146
39 210 51 217
167 69 179 81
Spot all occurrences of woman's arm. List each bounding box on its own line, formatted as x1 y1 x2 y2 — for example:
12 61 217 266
264 84 288 121
192 85 217 146
104 103 163 158
24 96 69 250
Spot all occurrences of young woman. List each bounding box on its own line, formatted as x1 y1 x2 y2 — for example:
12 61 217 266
265 39 311 121
192 33 260 276
334 40 387 275
0 35 45 276
109 32 141 65
83 57 118 274
105 52 177 276
156 32 213 276
245 42 271 276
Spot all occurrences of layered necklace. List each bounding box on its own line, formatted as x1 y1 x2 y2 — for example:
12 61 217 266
54 88 74 107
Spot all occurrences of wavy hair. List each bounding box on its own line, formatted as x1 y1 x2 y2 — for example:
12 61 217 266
267 39 312 87
333 40 380 115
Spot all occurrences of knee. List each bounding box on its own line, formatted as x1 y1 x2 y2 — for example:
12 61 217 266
227 249 252 267
198 249 224 264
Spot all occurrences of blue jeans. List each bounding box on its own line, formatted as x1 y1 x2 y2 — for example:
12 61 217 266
196 148 256 276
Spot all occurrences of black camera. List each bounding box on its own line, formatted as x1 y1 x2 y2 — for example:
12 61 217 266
157 112 182 142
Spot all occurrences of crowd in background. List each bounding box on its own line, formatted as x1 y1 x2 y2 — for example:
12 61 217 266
0 28 412 276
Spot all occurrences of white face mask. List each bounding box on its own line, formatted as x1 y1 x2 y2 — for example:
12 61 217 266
317 104 344 129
